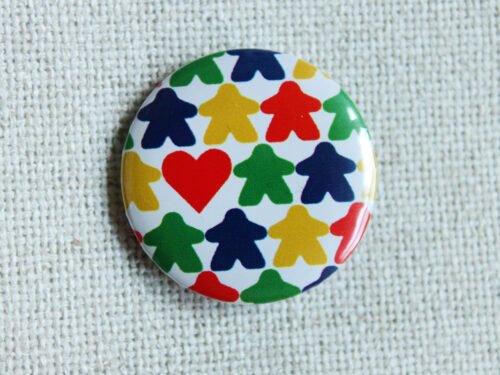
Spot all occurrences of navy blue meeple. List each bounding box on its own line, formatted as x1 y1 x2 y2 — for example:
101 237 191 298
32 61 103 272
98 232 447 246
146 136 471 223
302 266 338 292
296 142 356 203
137 88 197 148
227 49 285 82
206 208 267 271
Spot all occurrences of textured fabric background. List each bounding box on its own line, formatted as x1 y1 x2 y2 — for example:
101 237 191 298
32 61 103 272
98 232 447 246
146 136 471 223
0 1 498 373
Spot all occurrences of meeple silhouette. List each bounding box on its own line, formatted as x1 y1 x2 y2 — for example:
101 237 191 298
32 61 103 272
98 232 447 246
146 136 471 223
296 142 356 203
138 88 197 148
198 84 260 144
169 52 224 87
227 49 285 82
323 90 368 140
233 144 294 206
144 212 203 273
261 81 322 142
206 208 267 271
269 205 329 267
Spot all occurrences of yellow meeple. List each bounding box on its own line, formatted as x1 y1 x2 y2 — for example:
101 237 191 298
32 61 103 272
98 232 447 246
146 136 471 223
199 83 259 144
269 205 329 267
122 152 161 211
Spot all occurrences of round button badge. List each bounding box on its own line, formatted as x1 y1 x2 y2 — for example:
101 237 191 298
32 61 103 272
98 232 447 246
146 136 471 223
121 49 376 304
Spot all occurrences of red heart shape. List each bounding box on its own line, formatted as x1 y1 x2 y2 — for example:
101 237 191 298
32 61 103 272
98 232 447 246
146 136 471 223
162 149 232 213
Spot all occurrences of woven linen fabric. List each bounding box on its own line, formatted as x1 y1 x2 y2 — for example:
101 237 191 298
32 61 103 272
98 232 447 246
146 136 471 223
0 1 498 373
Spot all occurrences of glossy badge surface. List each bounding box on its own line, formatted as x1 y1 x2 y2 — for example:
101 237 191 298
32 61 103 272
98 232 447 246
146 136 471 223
121 49 376 303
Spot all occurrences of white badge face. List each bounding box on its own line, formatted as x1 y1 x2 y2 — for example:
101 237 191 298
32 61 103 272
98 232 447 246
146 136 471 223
122 49 376 303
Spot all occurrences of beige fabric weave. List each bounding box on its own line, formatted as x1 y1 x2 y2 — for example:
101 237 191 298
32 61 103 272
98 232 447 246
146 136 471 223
0 1 498 373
